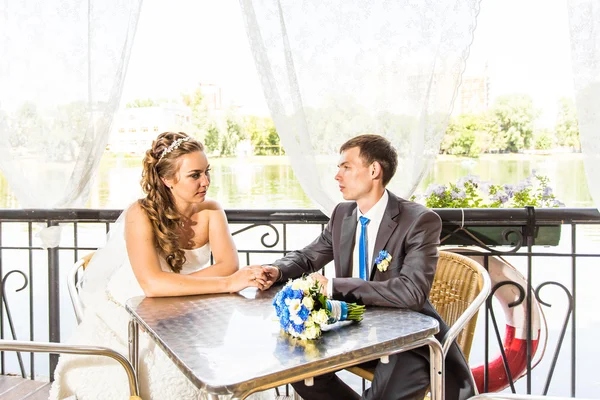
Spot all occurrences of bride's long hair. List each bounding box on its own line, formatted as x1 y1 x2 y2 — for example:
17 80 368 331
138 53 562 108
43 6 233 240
139 132 204 273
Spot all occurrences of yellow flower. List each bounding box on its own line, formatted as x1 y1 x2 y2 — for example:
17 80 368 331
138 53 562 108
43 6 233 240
378 259 389 272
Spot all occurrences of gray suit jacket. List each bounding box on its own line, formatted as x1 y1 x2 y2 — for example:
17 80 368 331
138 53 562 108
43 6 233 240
273 191 475 400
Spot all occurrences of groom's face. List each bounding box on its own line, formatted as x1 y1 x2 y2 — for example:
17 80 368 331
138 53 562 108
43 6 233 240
335 146 373 201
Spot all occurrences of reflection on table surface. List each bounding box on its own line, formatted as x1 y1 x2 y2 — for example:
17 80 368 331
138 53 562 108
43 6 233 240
126 286 439 396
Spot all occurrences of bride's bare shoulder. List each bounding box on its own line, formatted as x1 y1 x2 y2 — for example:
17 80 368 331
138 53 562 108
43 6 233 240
125 202 151 225
198 199 223 213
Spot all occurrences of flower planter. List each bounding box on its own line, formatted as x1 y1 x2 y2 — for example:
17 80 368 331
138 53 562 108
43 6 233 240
441 225 561 247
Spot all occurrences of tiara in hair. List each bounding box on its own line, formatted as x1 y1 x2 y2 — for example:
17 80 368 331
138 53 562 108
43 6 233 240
159 136 191 160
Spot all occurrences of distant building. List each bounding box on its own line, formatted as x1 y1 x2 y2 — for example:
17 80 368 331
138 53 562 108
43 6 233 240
108 104 191 154
406 64 491 116
455 71 491 115
198 83 222 111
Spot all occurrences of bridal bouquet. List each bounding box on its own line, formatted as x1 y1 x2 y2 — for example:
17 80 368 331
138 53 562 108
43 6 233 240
272 275 365 340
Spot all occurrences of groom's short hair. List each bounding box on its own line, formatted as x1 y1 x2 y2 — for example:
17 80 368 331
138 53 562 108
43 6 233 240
340 134 398 187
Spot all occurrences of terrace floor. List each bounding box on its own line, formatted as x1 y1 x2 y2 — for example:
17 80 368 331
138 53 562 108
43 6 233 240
0 375 50 400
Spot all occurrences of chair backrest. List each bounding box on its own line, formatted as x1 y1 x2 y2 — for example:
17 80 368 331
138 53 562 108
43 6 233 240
431 250 491 359
67 252 95 324
345 250 491 384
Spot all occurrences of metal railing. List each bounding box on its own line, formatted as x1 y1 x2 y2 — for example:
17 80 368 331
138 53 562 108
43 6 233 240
0 207 598 397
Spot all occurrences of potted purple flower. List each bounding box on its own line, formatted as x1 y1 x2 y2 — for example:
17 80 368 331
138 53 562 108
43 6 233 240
411 172 565 246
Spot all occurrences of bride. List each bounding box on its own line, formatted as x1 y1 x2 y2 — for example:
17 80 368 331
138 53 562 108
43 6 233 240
50 132 272 400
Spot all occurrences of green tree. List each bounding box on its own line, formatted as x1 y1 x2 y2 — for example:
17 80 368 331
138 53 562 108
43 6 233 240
245 116 282 155
204 124 220 153
264 119 283 155
489 94 538 152
533 128 554 150
219 119 244 156
441 113 490 156
181 88 209 139
125 98 159 108
555 97 580 151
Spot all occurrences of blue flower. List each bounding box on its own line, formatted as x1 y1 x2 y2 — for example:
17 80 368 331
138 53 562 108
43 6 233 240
297 305 310 321
291 322 305 334
279 307 291 329
375 250 387 264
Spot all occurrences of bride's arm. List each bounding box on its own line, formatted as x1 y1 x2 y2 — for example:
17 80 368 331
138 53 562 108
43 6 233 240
125 203 260 297
189 206 239 278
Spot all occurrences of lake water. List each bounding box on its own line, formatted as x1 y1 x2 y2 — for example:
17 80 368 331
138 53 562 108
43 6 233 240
0 153 594 209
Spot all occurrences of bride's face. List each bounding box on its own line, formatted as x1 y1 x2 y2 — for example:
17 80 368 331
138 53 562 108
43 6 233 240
167 151 211 204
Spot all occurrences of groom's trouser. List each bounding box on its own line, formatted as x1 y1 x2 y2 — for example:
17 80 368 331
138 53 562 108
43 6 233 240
292 350 441 400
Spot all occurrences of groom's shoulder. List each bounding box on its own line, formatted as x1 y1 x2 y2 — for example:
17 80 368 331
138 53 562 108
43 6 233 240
332 201 357 216
390 192 440 222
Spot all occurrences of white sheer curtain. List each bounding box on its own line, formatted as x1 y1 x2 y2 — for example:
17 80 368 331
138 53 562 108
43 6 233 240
567 0 600 211
0 0 142 209
239 0 482 215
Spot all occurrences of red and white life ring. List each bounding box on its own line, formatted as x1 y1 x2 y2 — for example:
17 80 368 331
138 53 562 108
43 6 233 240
446 248 546 393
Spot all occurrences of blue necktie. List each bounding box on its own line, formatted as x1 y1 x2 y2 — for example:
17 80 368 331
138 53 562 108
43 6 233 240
359 216 370 280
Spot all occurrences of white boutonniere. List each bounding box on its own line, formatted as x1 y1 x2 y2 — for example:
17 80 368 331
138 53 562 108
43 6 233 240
375 250 392 272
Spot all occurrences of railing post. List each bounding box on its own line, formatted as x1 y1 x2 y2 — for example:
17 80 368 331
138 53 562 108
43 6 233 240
524 206 535 394
47 220 60 380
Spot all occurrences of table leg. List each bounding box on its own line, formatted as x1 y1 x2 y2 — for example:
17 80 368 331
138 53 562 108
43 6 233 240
128 319 139 373
426 336 445 400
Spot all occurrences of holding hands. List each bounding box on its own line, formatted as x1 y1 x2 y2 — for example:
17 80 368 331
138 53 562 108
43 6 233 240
227 266 268 292
244 265 329 296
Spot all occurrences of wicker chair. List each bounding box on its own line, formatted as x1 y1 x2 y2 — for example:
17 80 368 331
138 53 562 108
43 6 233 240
346 250 491 386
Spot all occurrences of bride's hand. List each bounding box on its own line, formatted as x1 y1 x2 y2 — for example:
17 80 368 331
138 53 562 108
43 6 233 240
226 266 267 293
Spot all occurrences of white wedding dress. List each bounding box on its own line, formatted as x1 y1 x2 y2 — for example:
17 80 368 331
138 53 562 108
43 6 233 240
49 213 271 400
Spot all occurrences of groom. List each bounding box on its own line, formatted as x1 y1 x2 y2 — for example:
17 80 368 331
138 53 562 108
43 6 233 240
258 134 475 400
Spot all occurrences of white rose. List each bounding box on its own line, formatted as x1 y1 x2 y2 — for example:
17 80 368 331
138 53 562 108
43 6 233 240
313 309 329 326
302 296 314 310
304 323 321 339
292 278 312 292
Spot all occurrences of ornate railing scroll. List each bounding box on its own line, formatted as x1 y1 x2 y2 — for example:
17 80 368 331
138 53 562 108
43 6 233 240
535 282 574 395
486 280 526 394
1 270 29 377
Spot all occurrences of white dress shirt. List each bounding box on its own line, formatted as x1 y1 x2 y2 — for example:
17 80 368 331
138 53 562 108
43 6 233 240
327 190 389 296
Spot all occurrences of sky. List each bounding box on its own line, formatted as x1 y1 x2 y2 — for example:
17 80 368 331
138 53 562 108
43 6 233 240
121 0 575 124
121 0 267 114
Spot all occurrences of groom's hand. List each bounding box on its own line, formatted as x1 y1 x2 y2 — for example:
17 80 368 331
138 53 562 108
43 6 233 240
309 273 328 296
259 265 280 290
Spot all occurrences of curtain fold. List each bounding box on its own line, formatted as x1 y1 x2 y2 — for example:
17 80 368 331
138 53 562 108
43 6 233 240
567 0 600 211
0 0 143 209
239 0 482 215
